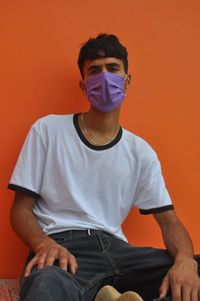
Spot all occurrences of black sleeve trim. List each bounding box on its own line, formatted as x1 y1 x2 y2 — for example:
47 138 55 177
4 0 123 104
140 205 174 215
8 184 40 199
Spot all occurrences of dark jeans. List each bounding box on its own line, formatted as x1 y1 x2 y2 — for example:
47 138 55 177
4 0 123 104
19 230 200 301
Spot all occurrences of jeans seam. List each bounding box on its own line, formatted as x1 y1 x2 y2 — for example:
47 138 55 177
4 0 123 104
80 271 115 296
103 250 120 275
96 233 120 275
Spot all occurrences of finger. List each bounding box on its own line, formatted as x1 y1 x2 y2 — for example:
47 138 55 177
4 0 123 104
24 256 39 277
159 275 170 299
182 286 191 301
37 253 48 269
68 254 78 275
191 289 198 301
58 252 69 271
44 249 58 267
171 282 181 301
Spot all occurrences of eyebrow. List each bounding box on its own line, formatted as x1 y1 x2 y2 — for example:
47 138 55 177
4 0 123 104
87 62 121 72
87 65 99 72
106 63 121 68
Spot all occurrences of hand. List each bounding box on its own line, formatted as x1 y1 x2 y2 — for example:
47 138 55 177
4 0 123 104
159 254 200 301
24 238 78 277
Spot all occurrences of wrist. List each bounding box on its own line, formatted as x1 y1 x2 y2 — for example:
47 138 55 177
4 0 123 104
175 253 197 266
32 236 56 253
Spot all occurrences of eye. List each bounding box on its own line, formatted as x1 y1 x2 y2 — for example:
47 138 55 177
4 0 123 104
109 67 119 72
89 69 98 75
91 70 97 74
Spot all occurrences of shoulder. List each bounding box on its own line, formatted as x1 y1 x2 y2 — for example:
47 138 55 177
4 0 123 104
26 114 75 148
31 114 74 134
122 128 158 163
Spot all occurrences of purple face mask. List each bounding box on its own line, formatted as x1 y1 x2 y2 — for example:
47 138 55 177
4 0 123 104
85 72 126 113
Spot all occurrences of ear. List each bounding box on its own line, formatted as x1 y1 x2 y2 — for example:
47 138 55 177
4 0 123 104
125 74 131 89
123 74 131 94
79 80 87 94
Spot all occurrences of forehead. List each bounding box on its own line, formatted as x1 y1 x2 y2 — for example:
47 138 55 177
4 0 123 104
83 57 124 71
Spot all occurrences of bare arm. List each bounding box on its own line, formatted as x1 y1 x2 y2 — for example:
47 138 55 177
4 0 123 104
154 210 194 259
10 191 78 277
154 210 200 301
10 191 48 250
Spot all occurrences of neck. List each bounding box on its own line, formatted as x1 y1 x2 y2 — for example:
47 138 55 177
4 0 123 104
79 106 121 146
84 106 120 133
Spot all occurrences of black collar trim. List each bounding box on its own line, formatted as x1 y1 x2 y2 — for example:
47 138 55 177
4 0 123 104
73 113 122 151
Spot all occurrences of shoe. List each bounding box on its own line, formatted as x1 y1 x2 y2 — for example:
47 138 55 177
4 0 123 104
94 285 144 301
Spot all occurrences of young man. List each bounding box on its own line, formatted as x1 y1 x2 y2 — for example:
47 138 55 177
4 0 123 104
8 34 200 301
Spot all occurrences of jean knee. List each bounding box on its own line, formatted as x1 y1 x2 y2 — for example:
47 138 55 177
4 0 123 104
20 265 80 301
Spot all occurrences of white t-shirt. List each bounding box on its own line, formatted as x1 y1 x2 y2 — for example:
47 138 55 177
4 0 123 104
8 113 173 241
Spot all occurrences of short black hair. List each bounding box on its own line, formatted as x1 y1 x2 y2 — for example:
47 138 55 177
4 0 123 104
78 33 128 78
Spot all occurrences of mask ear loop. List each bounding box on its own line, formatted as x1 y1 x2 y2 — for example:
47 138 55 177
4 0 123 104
80 80 87 94
83 81 87 94
124 75 129 96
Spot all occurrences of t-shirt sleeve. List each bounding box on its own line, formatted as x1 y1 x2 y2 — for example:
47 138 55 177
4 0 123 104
8 121 46 198
133 156 174 214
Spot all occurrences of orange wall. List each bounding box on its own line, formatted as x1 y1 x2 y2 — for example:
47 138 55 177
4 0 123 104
1 0 200 278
